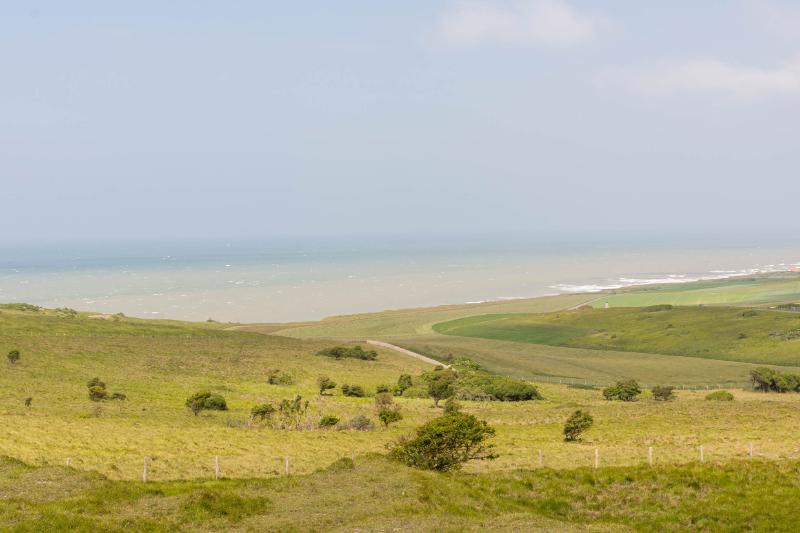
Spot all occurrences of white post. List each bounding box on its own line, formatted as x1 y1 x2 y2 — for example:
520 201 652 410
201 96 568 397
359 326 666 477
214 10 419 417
284 456 289 476
538 449 543 468
214 456 220 479
648 447 653 466
699 445 704 463
749 442 753 460
594 448 599 469
66 457 72 467
143 456 149 482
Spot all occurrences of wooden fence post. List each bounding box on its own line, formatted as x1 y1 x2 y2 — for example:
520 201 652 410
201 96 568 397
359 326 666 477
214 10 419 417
538 449 543 468
284 456 289 476
214 456 220 479
594 448 599 469
66 457 71 467
749 442 753 460
648 447 653 466
699 445 705 463
143 456 149 482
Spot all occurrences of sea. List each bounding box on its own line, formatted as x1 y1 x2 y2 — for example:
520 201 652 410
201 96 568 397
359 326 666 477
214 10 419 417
1 233 799 323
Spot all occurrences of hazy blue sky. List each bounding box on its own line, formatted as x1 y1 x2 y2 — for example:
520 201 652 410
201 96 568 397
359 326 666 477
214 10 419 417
3 1 799 243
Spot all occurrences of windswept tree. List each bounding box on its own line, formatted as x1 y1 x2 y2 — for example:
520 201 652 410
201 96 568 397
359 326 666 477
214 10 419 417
378 408 403 428
185 391 228 416
563 410 593 441
317 375 336 396
428 370 457 407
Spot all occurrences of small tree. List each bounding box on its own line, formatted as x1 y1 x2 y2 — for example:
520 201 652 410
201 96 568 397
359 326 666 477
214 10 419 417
390 412 496 471
395 374 413 396
428 370 457 407
318 375 336 396
7 350 20 364
750 367 776 392
276 395 309 429
563 410 593 441
602 380 642 401
651 385 675 401
378 408 403 428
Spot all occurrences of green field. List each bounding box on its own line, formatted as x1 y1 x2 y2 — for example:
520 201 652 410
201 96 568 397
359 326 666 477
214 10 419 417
433 306 800 366
4 454 800 532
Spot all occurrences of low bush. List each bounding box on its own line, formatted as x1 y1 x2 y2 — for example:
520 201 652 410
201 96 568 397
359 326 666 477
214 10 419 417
318 415 340 427
267 369 294 385
651 385 675 401
374 392 394 408
186 391 228 415
340 414 374 431
390 413 496 471
563 410 593 441
275 395 310 429
317 375 336 395
341 384 366 397
642 304 673 312
603 380 642 401
378 408 402 427
443 397 461 414
251 403 276 421
706 390 734 401
317 345 378 361
7 350 20 364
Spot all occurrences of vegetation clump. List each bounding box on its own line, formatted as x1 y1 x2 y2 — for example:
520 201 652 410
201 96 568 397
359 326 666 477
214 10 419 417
390 412 496 471
642 304 674 312
706 390 735 401
340 414 374 431
275 395 310 429
6 350 20 364
603 380 642 401
427 369 457 407
186 391 228 415
250 403 276 421
87 378 126 402
651 385 676 401
394 374 413 396
317 375 336 395
749 367 800 392
378 408 403 428
341 384 366 397
317 345 378 361
266 369 294 385
563 410 593 441
318 415 339 427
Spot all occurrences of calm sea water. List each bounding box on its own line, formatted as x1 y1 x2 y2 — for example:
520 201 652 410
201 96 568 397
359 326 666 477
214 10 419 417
1 235 799 323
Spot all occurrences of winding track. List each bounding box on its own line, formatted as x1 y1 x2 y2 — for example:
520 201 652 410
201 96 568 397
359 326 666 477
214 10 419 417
366 339 450 368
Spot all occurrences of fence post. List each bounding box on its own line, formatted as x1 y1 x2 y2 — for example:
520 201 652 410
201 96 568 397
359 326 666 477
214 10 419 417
143 456 149 482
538 449 543 468
284 456 289 476
749 442 753 460
648 447 653 466
214 456 220 479
699 445 704 463
66 457 71 467
594 448 599 469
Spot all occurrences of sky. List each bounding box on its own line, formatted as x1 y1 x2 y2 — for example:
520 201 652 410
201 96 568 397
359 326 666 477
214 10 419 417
2 0 800 244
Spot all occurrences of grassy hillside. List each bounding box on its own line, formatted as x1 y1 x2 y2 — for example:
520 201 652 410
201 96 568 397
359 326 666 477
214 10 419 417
593 274 800 309
3 454 800 532
434 306 800 366
4 305 800 481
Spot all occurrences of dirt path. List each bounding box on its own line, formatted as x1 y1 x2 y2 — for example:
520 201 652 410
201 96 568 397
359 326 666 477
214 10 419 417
366 340 450 368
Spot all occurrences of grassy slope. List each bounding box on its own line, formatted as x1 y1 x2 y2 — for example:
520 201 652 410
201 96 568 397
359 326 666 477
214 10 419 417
433 307 800 366
3 455 800 532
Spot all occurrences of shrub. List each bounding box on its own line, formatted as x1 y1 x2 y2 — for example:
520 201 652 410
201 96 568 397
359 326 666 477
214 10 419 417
443 397 462 414
390 413 496 471
706 390 734 401
749 367 800 393
603 380 642 401
374 392 394 409
428 370 457 407
251 403 276 421
276 395 309 429
87 377 106 389
563 410 593 441
376 384 390 393
317 375 336 395
7 350 20 364
109 392 127 401
642 304 673 312
185 391 228 415
341 414 374 431
317 346 378 361
461 374 542 401
24 397 32 408
395 374 413 396
453 387 493 401
319 414 339 427
341 384 366 397
651 385 675 401
378 408 403 428
88 386 108 402
267 369 294 385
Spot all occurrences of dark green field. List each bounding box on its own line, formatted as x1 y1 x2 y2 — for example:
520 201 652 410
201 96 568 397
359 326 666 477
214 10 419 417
434 306 800 366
